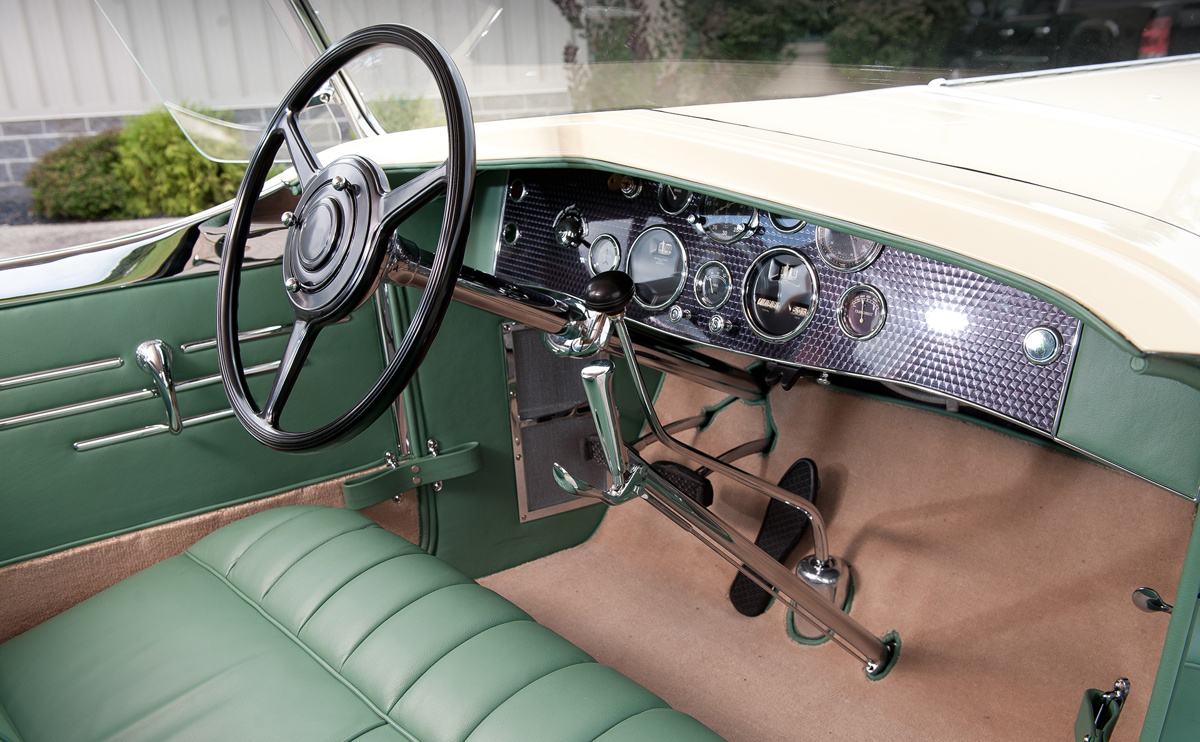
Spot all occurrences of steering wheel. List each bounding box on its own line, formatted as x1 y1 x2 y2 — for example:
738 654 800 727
217 25 475 452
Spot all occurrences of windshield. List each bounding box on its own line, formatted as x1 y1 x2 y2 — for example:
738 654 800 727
97 0 1199 161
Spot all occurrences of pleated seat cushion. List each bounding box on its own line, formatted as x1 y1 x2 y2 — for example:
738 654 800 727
0 505 723 742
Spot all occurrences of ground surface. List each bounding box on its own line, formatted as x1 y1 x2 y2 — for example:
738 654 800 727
0 218 178 262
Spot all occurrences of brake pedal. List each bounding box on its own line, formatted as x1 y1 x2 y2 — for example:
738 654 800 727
651 460 714 508
729 458 818 617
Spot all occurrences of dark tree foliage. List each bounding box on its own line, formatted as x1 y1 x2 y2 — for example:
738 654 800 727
25 131 130 221
825 0 967 68
664 0 831 62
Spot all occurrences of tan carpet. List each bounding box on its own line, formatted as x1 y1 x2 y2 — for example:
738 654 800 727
0 475 419 643
481 375 1196 741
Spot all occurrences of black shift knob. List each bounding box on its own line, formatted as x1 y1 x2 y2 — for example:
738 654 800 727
584 271 634 316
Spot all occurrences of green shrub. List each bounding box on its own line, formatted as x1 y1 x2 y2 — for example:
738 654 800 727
25 131 130 221
114 109 246 217
825 0 965 68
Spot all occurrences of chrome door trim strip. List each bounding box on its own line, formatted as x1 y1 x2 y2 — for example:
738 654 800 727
73 409 237 452
0 362 279 432
180 317 350 353
0 358 124 390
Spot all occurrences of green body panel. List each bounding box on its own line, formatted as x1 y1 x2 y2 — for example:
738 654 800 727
0 264 396 566
1142 511 1200 741
1057 326 1200 498
390 287 657 579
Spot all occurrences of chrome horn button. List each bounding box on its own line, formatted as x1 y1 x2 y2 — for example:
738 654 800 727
280 155 387 321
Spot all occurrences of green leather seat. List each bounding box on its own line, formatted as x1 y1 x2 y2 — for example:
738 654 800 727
0 505 723 742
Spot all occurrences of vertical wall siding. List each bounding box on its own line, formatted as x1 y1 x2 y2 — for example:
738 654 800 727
0 0 576 123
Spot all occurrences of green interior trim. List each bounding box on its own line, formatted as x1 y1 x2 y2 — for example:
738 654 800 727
382 168 506 275
1 459 381 568
698 395 739 431
1141 513 1200 741
1058 326 1200 498
1133 354 1200 395
493 157 1138 356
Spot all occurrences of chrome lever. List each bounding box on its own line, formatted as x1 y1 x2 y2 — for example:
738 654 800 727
581 359 627 482
135 340 182 434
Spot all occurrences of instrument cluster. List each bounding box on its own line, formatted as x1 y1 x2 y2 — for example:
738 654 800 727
495 169 1081 435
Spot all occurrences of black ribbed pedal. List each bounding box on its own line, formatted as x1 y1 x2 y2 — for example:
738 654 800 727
729 458 818 617
651 460 714 508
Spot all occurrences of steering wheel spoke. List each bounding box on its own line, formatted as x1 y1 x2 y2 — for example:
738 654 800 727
380 162 448 230
261 318 322 426
281 110 321 191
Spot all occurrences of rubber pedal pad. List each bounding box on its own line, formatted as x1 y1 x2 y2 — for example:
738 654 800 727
729 458 818 617
650 460 714 508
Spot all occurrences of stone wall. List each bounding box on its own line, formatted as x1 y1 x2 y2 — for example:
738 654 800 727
0 116 129 222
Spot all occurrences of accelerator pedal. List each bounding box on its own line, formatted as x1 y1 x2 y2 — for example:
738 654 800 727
729 458 818 617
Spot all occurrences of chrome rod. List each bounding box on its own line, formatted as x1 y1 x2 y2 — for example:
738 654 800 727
387 257 762 401
634 455 890 670
612 319 832 566
73 409 236 452
0 362 279 432
0 357 123 390
180 317 349 353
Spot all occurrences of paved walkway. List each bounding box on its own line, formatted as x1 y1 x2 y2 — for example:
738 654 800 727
0 217 179 261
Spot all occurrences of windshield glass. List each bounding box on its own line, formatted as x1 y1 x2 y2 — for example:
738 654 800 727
97 0 1200 159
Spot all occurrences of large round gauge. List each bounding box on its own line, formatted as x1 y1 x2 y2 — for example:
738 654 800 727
694 261 733 309
838 284 887 340
658 183 693 215
815 226 883 272
700 195 757 244
743 247 819 342
628 226 688 310
588 234 621 275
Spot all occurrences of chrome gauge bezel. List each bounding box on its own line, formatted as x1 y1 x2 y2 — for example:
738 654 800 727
629 225 689 311
741 247 820 343
587 233 622 276
699 194 758 244
657 183 693 215
769 213 807 234
814 226 884 273
693 260 733 310
837 284 888 341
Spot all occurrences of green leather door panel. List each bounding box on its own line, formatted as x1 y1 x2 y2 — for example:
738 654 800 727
0 264 397 566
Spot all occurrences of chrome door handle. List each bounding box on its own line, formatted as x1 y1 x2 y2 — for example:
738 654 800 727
135 340 182 434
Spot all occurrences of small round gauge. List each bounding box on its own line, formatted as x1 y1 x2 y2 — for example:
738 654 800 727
628 226 688 310
553 207 586 249
694 261 733 309
743 247 819 342
769 213 807 234
815 226 883 272
658 183 693 215
588 234 621 275
700 195 757 244
838 284 887 340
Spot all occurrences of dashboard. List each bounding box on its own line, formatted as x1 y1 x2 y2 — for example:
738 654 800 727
494 168 1081 436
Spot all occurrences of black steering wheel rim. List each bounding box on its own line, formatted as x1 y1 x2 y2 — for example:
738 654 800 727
217 24 475 452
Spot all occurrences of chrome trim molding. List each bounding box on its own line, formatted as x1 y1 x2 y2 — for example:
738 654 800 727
73 409 237 452
180 317 349 353
0 362 279 432
0 357 123 390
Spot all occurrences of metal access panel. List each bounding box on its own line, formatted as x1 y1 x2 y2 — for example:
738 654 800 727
502 322 609 522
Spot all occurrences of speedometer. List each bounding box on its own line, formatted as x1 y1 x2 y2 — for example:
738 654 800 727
628 226 688 310
743 247 819 342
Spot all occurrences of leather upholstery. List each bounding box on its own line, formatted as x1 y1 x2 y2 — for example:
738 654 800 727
0 506 723 742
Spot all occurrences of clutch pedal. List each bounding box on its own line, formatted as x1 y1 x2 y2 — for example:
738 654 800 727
729 458 818 617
